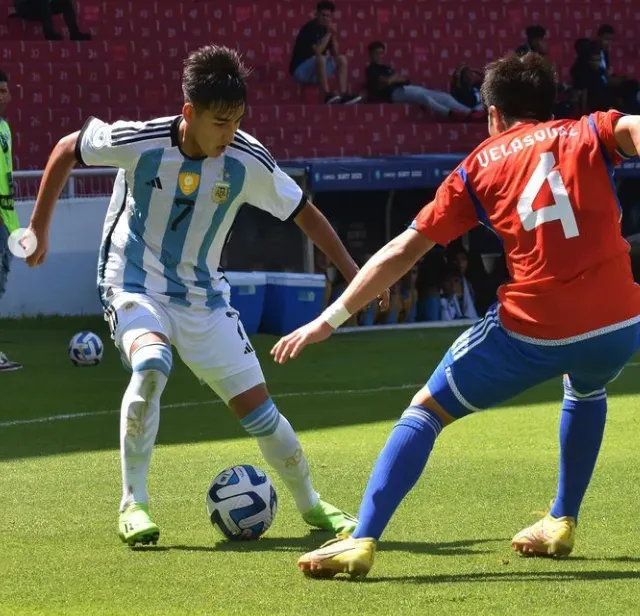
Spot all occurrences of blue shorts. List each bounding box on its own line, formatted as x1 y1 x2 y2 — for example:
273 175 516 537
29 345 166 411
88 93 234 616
293 56 336 84
427 305 640 418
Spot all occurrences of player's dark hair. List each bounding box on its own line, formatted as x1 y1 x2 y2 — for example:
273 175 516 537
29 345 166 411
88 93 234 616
480 52 556 123
597 24 615 36
182 45 250 114
0 70 8 83
525 25 547 41
368 41 385 54
317 1 336 13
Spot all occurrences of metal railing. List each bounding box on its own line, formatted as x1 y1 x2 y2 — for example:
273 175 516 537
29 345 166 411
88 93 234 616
14 166 307 201
14 168 118 201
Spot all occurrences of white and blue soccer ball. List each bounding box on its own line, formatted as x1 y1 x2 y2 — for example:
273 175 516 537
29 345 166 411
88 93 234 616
206 464 278 540
68 331 104 367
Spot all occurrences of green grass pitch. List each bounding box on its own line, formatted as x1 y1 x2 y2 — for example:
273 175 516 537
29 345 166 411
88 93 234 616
0 317 639 616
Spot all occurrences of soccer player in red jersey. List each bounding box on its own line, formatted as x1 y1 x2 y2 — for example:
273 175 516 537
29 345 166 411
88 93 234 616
271 53 640 579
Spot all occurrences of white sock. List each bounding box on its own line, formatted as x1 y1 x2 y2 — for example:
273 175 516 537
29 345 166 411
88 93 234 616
119 344 171 511
240 399 320 513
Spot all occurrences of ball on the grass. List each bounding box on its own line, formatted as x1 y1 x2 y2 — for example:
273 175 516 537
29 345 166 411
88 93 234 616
68 331 103 367
206 464 277 540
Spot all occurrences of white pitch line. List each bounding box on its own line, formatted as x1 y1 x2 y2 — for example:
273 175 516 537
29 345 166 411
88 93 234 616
0 383 422 429
2 362 639 429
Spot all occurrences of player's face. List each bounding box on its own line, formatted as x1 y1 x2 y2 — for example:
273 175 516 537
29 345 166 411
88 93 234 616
184 103 245 158
0 82 10 116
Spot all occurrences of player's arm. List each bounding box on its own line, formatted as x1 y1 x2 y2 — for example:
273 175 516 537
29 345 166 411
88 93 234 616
26 117 140 267
25 130 79 266
271 167 479 363
271 228 434 363
613 115 640 157
243 146 391 309
293 202 358 283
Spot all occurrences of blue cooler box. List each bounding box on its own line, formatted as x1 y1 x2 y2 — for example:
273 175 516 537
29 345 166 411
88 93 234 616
227 271 267 335
260 273 326 335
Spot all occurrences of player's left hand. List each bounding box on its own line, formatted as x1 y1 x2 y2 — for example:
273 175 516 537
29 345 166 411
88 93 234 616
271 318 334 364
377 288 391 312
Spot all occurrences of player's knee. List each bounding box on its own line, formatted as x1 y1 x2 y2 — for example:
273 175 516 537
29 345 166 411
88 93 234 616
410 388 457 426
563 375 606 401
336 54 347 67
131 342 173 378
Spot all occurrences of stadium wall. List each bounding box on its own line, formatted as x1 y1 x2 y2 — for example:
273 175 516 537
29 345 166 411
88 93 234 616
0 199 106 317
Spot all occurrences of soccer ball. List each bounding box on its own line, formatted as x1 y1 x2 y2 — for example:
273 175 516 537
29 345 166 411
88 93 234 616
68 331 104 367
206 464 278 540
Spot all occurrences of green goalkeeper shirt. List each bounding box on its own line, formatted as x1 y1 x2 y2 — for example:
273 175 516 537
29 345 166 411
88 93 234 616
0 118 19 233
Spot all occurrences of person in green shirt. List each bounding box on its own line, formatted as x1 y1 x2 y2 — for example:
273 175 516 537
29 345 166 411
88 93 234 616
0 70 22 372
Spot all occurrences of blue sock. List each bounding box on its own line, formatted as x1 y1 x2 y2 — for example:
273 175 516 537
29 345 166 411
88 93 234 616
549 379 607 521
352 406 443 540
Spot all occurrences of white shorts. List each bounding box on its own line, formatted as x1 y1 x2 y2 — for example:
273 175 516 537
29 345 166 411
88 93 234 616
104 292 265 404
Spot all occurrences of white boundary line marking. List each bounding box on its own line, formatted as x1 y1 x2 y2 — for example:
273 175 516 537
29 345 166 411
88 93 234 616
1 362 638 429
0 383 421 429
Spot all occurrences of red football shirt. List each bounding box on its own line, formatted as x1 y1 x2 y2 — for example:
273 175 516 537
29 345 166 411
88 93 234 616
413 110 640 340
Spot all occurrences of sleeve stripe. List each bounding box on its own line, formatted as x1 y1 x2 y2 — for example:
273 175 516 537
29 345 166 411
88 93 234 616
286 193 308 221
111 129 172 147
111 120 174 137
227 142 275 172
75 115 96 165
233 132 276 165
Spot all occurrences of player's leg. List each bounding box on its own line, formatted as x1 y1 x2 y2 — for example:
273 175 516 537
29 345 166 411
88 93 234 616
106 294 174 545
513 321 640 556
175 306 356 535
297 306 561 578
0 224 20 371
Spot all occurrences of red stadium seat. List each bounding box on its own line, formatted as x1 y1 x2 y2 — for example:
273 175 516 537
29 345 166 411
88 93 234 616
2 0 639 170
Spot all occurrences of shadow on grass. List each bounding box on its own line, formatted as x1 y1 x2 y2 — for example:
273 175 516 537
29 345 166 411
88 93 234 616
366 569 640 584
0 315 638 462
130 536 507 557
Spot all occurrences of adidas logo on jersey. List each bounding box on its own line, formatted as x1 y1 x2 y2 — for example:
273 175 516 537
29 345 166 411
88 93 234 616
243 343 254 355
145 177 163 189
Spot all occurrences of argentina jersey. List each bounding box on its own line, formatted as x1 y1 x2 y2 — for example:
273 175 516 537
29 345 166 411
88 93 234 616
76 116 306 309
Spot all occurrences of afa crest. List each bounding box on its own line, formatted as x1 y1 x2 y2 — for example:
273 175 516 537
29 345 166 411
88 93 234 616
178 171 200 196
212 181 230 204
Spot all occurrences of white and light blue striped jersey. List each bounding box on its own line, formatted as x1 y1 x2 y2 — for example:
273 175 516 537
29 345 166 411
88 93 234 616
76 115 305 309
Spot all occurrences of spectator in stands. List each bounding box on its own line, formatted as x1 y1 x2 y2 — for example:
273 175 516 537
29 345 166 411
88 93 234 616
571 40 613 114
397 265 419 323
450 65 484 111
365 42 484 121
0 70 23 371
516 25 548 56
13 0 91 41
596 24 615 76
594 24 640 114
440 264 478 321
289 1 360 104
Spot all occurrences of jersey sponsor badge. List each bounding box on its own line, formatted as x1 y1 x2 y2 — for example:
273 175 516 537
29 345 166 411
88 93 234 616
212 181 230 204
178 171 200 196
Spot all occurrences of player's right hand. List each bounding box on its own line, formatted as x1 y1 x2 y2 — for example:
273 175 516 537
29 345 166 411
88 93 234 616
271 317 334 364
24 225 48 267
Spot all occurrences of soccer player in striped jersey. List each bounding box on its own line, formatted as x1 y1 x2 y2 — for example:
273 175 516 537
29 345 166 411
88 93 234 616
272 53 640 578
26 45 387 546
